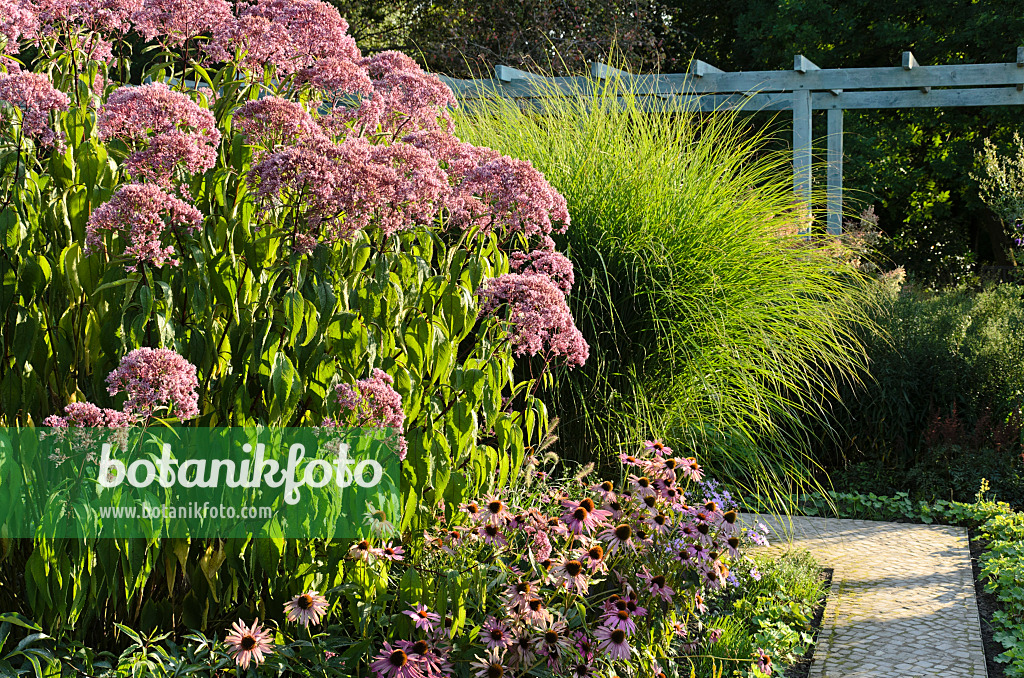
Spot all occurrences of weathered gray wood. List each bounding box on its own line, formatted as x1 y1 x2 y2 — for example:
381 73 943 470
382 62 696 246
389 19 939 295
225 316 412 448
793 89 813 229
690 60 725 77
494 65 545 82
810 86 1024 109
827 109 844 236
794 55 820 73
902 51 919 70
653 61 1024 94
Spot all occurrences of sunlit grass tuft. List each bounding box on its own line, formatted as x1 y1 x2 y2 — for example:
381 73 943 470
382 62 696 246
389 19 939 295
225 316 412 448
452 68 875 511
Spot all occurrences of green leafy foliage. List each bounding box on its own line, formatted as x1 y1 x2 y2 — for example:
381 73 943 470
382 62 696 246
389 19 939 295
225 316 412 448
815 279 1024 505
0 45 551 647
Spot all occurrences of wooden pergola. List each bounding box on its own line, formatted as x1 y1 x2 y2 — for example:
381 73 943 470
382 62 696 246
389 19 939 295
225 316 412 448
439 49 1024 235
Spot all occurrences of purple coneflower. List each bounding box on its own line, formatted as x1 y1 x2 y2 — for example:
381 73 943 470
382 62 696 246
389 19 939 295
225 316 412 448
755 648 773 675
597 523 634 553
594 625 631 660
644 439 672 456
470 648 507 678
481 495 511 525
600 608 637 635
479 523 507 547
679 457 704 482
380 542 406 561
349 539 374 561
560 498 610 535
483 617 513 651
283 590 329 627
505 579 539 611
396 639 450 677
224 619 274 669
370 642 425 678
553 558 589 594
509 631 537 667
403 604 441 633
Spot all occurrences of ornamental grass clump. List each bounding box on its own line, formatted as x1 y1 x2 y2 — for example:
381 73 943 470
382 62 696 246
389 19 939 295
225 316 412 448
453 69 875 507
0 0 590 641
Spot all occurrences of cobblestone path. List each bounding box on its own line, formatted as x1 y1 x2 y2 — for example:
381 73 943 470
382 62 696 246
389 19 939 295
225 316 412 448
740 514 988 678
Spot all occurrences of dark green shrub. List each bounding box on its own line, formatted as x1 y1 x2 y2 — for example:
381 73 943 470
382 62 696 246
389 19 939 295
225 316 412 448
817 281 1024 503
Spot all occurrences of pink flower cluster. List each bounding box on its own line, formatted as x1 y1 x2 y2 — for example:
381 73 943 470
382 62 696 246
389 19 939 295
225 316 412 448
354 51 458 135
0 71 70 148
105 347 200 420
250 135 449 247
85 183 203 270
97 83 220 185
403 130 570 239
0 0 39 53
509 248 575 295
361 441 763 677
210 0 359 77
130 0 232 46
330 368 408 460
477 273 589 368
33 0 141 34
232 97 320 150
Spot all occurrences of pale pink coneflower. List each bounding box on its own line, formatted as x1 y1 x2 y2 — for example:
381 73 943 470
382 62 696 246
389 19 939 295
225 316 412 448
482 617 513 651
370 642 425 678
637 568 675 602
628 475 656 497
224 619 274 669
470 647 507 678
348 539 374 561
579 543 607 572
594 625 631 661
599 608 637 635
755 648 773 675
395 639 449 677
380 542 405 561
694 592 708 614
283 590 329 627
403 604 441 633
460 501 483 522
618 452 641 467
644 439 672 456
537 619 572 663
646 512 671 535
589 479 616 502
509 630 537 667
505 580 539 611
522 597 551 626
478 523 506 547
552 558 589 594
481 494 511 526
597 523 634 553
560 498 610 535
679 457 704 482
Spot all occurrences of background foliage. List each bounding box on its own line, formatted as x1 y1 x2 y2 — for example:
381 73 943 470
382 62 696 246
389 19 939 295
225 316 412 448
334 0 1024 287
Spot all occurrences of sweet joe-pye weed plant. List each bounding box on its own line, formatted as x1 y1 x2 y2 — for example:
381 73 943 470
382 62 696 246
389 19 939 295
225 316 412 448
0 0 592 641
452 72 875 509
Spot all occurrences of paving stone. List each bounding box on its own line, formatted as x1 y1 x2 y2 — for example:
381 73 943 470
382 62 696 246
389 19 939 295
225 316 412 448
740 514 988 678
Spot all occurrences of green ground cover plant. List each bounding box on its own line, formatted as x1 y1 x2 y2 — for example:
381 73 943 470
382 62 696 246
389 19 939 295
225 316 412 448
451 71 875 509
816 278 1024 506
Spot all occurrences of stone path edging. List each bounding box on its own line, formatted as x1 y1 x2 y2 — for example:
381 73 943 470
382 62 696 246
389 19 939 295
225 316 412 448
740 514 988 678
